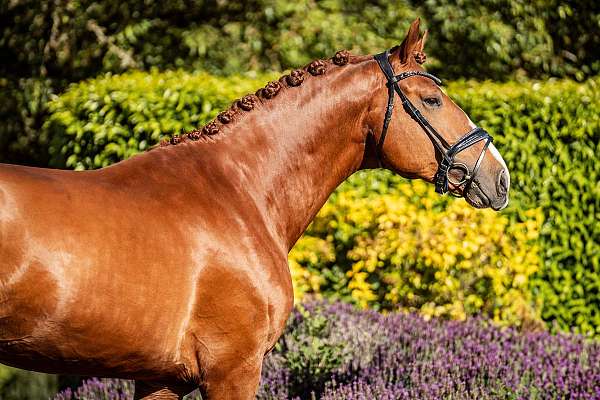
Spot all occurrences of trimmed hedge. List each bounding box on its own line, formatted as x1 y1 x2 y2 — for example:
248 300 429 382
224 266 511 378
44 71 599 334
450 78 600 334
44 70 277 169
3 0 598 166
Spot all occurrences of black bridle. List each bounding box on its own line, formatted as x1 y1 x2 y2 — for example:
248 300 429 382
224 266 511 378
373 50 493 195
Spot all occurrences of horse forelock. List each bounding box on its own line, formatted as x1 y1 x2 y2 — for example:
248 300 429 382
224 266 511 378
155 50 371 150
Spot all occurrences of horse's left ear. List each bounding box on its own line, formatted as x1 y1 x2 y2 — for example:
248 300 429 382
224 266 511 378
413 29 428 64
394 18 428 65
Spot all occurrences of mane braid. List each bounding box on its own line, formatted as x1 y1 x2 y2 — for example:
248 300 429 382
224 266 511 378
155 50 365 150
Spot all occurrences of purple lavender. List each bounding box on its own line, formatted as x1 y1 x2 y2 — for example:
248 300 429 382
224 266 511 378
53 302 600 400
52 378 133 399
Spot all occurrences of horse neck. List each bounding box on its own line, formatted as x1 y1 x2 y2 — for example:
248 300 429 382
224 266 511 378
225 61 378 251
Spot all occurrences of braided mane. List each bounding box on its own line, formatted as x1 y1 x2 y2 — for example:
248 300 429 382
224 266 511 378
156 50 370 149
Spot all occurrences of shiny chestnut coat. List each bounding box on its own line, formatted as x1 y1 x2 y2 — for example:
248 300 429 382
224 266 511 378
0 19 510 400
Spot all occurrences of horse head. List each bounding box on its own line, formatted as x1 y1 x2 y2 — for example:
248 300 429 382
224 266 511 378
365 19 510 210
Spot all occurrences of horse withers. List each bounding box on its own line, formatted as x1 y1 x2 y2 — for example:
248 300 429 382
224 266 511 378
0 19 509 399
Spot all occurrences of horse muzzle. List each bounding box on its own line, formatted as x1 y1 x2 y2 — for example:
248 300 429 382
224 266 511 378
464 167 510 211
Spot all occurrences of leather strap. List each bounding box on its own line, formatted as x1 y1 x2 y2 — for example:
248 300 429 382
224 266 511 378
373 50 493 195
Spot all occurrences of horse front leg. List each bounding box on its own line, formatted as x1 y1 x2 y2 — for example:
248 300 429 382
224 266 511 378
199 356 264 400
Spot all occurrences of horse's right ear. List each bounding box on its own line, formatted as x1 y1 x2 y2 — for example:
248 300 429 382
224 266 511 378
392 18 426 65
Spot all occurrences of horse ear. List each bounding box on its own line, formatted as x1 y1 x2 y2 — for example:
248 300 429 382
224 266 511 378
415 29 428 53
393 18 427 65
413 29 428 64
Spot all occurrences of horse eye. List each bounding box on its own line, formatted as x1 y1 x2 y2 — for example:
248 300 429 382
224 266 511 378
423 97 442 108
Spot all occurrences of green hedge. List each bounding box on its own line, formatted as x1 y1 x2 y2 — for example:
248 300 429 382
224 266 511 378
44 70 277 169
450 78 600 334
2 0 598 165
44 71 600 335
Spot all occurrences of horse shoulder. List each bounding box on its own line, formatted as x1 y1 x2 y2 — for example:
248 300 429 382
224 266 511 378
172 241 293 381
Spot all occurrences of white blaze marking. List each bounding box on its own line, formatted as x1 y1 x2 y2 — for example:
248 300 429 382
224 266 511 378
488 143 509 176
466 116 510 209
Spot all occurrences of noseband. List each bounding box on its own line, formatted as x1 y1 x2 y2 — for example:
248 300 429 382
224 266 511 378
373 50 493 195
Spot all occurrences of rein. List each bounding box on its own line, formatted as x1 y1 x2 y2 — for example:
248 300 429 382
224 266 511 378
373 50 493 195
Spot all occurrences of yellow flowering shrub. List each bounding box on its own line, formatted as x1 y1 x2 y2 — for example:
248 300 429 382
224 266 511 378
289 171 543 327
288 236 332 300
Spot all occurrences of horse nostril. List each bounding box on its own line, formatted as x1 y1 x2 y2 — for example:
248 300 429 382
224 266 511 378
497 170 508 196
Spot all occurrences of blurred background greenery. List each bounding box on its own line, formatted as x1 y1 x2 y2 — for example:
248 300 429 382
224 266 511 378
1 0 598 166
0 0 598 398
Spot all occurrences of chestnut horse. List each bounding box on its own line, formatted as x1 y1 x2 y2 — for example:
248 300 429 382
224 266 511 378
0 19 509 399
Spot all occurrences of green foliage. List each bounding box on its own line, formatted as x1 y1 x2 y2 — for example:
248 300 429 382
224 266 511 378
421 0 599 81
44 70 599 334
0 365 58 400
292 173 543 328
44 70 276 169
449 77 600 335
276 304 350 398
2 0 598 165
2 0 595 80
0 77 54 165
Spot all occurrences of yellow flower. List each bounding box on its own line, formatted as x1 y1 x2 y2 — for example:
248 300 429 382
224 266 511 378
290 175 543 327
